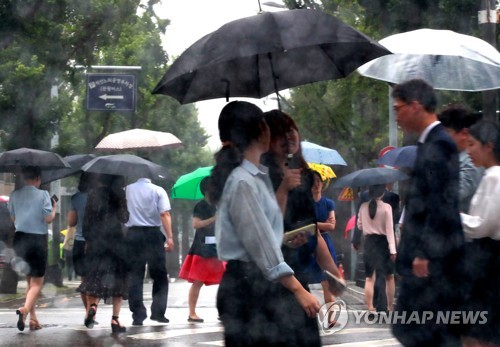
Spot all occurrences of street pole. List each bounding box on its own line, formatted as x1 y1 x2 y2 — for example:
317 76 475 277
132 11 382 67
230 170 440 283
478 0 498 121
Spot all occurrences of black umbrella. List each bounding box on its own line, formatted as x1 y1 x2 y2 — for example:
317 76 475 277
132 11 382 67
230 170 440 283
41 154 96 184
332 167 409 188
81 154 167 180
152 9 391 106
0 148 70 172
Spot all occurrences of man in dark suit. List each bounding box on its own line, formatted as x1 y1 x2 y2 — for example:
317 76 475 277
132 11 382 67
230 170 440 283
391 79 465 347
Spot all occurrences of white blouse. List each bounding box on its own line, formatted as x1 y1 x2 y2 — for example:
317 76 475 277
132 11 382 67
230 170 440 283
460 165 500 240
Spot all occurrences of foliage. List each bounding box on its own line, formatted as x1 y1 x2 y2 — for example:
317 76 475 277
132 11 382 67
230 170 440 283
0 0 212 173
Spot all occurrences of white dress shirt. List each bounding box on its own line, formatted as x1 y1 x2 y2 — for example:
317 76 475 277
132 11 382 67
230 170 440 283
461 166 500 240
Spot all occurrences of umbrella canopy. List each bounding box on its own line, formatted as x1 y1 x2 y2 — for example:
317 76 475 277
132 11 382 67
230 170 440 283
81 154 167 180
357 28 500 91
152 9 391 104
41 154 96 184
344 214 356 239
332 167 409 188
0 148 70 172
377 146 417 169
301 141 347 166
307 163 336 181
95 128 183 152
171 166 213 200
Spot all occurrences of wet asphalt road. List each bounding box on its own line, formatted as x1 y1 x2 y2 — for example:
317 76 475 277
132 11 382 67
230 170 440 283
0 279 401 346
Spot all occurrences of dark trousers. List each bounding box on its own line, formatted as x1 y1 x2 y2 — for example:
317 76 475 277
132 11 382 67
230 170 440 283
127 226 169 322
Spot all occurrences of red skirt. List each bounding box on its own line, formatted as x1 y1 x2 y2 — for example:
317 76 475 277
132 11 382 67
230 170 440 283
179 254 226 285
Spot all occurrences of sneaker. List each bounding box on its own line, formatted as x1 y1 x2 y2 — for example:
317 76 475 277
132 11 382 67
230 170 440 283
132 320 143 326
150 316 169 323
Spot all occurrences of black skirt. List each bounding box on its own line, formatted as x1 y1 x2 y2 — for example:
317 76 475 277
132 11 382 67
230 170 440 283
363 234 393 277
217 260 320 347
462 238 500 344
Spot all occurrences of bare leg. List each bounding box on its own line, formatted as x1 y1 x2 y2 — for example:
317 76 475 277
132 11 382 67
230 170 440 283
112 296 122 319
320 280 335 304
385 274 395 311
79 277 87 309
364 273 376 312
188 281 204 319
23 276 44 319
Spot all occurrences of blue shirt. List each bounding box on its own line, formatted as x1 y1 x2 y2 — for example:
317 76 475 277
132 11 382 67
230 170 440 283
314 196 335 228
125 178 171 227
8 186 53 235
215 159 294 281
70 191 87 241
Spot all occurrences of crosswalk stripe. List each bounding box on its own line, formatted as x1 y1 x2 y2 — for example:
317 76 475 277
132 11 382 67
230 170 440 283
128 326 224 340
323 338 401 347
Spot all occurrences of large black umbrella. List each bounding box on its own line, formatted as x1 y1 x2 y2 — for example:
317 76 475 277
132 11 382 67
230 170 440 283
0 148 70 172
152 9 391 105
41 154 96 184
332 167 409 188
81 154 167 180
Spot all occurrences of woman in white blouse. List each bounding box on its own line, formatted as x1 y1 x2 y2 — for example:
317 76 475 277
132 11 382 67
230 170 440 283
460 120 500 347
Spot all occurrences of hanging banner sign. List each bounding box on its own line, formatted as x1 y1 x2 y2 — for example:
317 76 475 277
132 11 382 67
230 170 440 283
86 73 136 112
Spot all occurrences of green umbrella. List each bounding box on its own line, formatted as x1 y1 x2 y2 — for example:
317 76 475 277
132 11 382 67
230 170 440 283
171 166 213 200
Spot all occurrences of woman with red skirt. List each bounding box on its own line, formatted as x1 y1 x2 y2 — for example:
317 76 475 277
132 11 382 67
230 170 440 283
179 177 225 323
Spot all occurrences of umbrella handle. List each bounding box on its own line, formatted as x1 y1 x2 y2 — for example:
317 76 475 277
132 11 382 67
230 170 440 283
267 53 281 111
222 79 230 102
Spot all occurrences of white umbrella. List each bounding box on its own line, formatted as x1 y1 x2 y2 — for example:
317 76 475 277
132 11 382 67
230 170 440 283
95 128 182 152
357 28 500 91
301 141 347 166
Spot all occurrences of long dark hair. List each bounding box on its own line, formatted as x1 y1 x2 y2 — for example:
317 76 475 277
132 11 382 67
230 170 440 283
368 184 386 219
263 109 308 171
208 101 265 205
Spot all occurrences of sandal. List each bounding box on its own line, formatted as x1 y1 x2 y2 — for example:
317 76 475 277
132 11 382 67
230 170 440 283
84 304 97 329
111 316 126 333
29 318 42 331
15 307 26 331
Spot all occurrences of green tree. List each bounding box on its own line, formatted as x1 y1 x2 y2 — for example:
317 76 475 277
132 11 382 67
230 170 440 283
0 1 214 275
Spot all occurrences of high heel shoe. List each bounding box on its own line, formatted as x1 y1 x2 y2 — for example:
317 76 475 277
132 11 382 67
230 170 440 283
29 318 42 331
15 307 26 331
111 316 126 333
84 304 97 329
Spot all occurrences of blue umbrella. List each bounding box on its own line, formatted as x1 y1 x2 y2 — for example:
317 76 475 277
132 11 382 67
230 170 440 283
301 141 347 166
377 146 417 168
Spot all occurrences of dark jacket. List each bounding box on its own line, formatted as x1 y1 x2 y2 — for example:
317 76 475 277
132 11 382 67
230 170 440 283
396 124 465 278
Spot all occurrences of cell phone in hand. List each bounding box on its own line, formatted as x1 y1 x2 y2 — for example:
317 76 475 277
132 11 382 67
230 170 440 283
51 194 59 204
